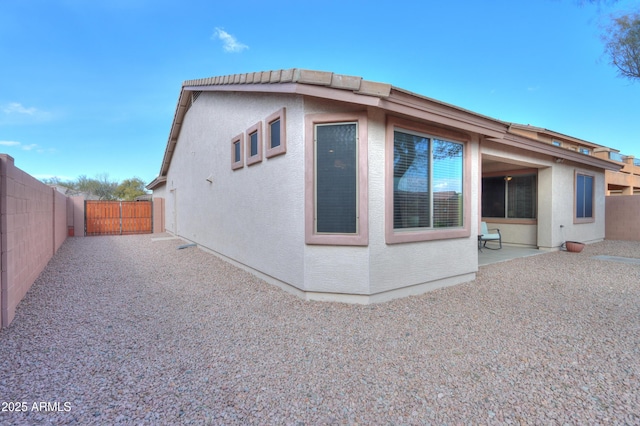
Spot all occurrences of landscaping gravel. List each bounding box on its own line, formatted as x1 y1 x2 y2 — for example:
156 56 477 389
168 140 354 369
1 235 639 425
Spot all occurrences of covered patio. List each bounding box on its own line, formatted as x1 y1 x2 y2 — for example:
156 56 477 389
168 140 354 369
478 244 546 266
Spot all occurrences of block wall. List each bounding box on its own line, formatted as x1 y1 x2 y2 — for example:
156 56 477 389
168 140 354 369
605 195 640 241
0 154 71 327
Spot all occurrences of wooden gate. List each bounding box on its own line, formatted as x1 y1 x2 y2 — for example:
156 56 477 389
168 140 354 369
85 201 152 236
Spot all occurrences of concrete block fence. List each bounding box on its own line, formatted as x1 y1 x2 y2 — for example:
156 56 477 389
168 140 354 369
605 195 640 241
0 154 84 328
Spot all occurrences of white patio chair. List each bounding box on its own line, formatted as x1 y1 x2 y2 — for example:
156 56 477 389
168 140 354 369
480 221 502 250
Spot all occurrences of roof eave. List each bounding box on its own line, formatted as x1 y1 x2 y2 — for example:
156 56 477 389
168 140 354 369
146 175 167 191
157 76 392 177
486 136 623 171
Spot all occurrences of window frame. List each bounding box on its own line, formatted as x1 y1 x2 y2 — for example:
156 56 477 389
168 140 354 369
385 116 470 244
265 108 287 158
578 147 591 155
481 170 538 221
305 112 368 246
231 133 244 170
574 171 595 224
246 121 263 166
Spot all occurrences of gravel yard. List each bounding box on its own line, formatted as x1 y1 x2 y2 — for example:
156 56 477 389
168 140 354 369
1 235 639 425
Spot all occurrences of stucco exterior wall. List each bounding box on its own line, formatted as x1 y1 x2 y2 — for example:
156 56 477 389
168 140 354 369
366 117 480 299
163 93 484 300
481 141 606 249
152 197 165 233
556 164 606 246
0 155 70 327
164 92 307 289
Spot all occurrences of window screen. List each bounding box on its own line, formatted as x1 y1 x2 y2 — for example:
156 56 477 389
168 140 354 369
482 177 506 218
576 174 594 218
482 174 536 219
234 141 241 163
249 132 259 157
508 175 536 219
315 123 357 234
270 119 281 149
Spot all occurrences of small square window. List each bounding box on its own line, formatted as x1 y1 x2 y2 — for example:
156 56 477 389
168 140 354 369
552 140 562 147
579 147 590 155
231 133 244 170
270 120 280 148
246 122 262 166
265 108 286 158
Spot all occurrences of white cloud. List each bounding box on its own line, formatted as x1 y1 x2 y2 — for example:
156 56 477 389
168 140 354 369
2 102 38 115
212 27 248 53
0 102 54 125
0 140 48 152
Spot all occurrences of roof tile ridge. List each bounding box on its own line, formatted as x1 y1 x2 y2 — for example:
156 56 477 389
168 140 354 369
181 68 391 97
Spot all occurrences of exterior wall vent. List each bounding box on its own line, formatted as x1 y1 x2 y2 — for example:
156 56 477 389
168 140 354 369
191 91 202 105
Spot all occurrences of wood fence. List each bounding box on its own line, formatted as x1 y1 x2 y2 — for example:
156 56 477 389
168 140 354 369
85 201 152 236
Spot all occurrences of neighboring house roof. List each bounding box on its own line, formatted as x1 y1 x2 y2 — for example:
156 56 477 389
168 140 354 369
507 123 605 150
149 68 621 188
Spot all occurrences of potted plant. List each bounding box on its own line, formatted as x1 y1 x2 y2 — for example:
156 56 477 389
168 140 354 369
565 241 585 253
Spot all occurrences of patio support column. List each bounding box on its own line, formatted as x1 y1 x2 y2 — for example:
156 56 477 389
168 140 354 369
537 167 556 250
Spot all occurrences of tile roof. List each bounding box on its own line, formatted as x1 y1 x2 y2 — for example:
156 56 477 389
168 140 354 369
147 68 622 189
182 69 392 98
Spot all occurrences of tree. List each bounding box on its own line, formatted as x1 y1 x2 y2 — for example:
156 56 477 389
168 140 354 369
602 12 640 80
93 173 119 200
72 174 117 200
42 173 137 200
115 177 149 201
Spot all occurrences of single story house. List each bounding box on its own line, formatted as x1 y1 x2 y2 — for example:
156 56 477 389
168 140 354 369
148 68 620 303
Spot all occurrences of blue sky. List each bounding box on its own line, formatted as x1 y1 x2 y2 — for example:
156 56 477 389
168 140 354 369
1 0 638 185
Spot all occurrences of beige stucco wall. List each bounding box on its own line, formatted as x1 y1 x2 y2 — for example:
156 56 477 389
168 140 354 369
163 92 482 301
164 92 307 290
481 141 606 249
554 164 606 246
366 120 480 299
152 197 165 233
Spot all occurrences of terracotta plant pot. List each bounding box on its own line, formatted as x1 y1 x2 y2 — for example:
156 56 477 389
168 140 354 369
565 241 585 253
